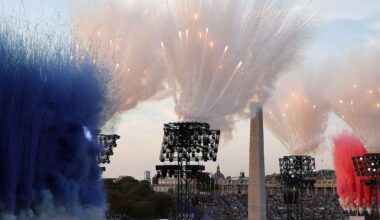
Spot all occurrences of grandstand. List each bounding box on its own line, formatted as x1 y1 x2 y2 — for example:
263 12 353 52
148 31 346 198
152 166 343 219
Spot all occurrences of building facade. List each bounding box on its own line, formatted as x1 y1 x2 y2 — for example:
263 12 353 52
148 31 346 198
152 166 337 196
144 170 151 185
265 170 337 195
218 173 249 194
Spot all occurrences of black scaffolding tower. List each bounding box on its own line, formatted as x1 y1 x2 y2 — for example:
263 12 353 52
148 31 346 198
278 155 316 220
156 122 220 220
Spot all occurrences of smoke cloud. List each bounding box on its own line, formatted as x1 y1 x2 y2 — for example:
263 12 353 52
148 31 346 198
157 0 311 138
333 132 370 213
0 16 108 219
264 71 330 154
72 0 168 123
322 48 380 151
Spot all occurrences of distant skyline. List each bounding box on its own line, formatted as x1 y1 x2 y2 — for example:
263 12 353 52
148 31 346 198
3 0 380 180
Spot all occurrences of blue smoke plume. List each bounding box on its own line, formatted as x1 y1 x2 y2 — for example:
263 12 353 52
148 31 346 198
0 19 109 219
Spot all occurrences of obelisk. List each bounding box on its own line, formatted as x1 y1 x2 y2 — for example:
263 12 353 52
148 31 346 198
248 101 266 220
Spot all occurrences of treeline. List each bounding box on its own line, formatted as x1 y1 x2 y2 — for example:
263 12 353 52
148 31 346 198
104 176 173 219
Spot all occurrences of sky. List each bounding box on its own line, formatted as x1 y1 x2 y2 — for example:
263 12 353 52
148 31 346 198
101 1 380 180
3 0 380 180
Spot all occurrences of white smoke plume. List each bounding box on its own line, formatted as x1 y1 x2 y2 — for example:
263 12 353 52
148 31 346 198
158 0 311 138
264 71 330 154
322 48 380 151
72 0 168 124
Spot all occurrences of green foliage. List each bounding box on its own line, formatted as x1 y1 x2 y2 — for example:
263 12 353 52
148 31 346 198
104 176 173 219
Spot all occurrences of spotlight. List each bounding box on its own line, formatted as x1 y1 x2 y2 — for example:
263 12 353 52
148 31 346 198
157 122 220 164
278 155 316 220
278 154 316 201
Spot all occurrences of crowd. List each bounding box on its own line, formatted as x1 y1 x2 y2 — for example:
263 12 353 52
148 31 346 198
266 193 346 220
193 193 248 219
106 214 136 220
192 192 346 220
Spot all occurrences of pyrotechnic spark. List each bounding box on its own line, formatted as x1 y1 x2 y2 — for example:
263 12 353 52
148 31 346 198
224 45 228 52
325 49 380 150
158 0 310 136
264 73 329 154
72 0 168 123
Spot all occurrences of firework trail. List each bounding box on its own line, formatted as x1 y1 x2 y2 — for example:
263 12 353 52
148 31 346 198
158 0 311 137
324 49 380 152
72 0 168 123
264 73 329 154
0 17 110 219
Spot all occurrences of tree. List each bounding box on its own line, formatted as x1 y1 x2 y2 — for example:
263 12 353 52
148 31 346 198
104 176 173 219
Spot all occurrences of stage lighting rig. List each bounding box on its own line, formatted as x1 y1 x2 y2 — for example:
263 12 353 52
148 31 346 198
159 122 220 163
156 121 220 220
279 155 316 188
97 134 120 165
352 153 380 218
278 155 316 220
353 153 380 179
156 165 205 179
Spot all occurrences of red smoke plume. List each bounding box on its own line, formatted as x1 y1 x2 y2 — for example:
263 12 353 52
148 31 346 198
333 132 371 212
